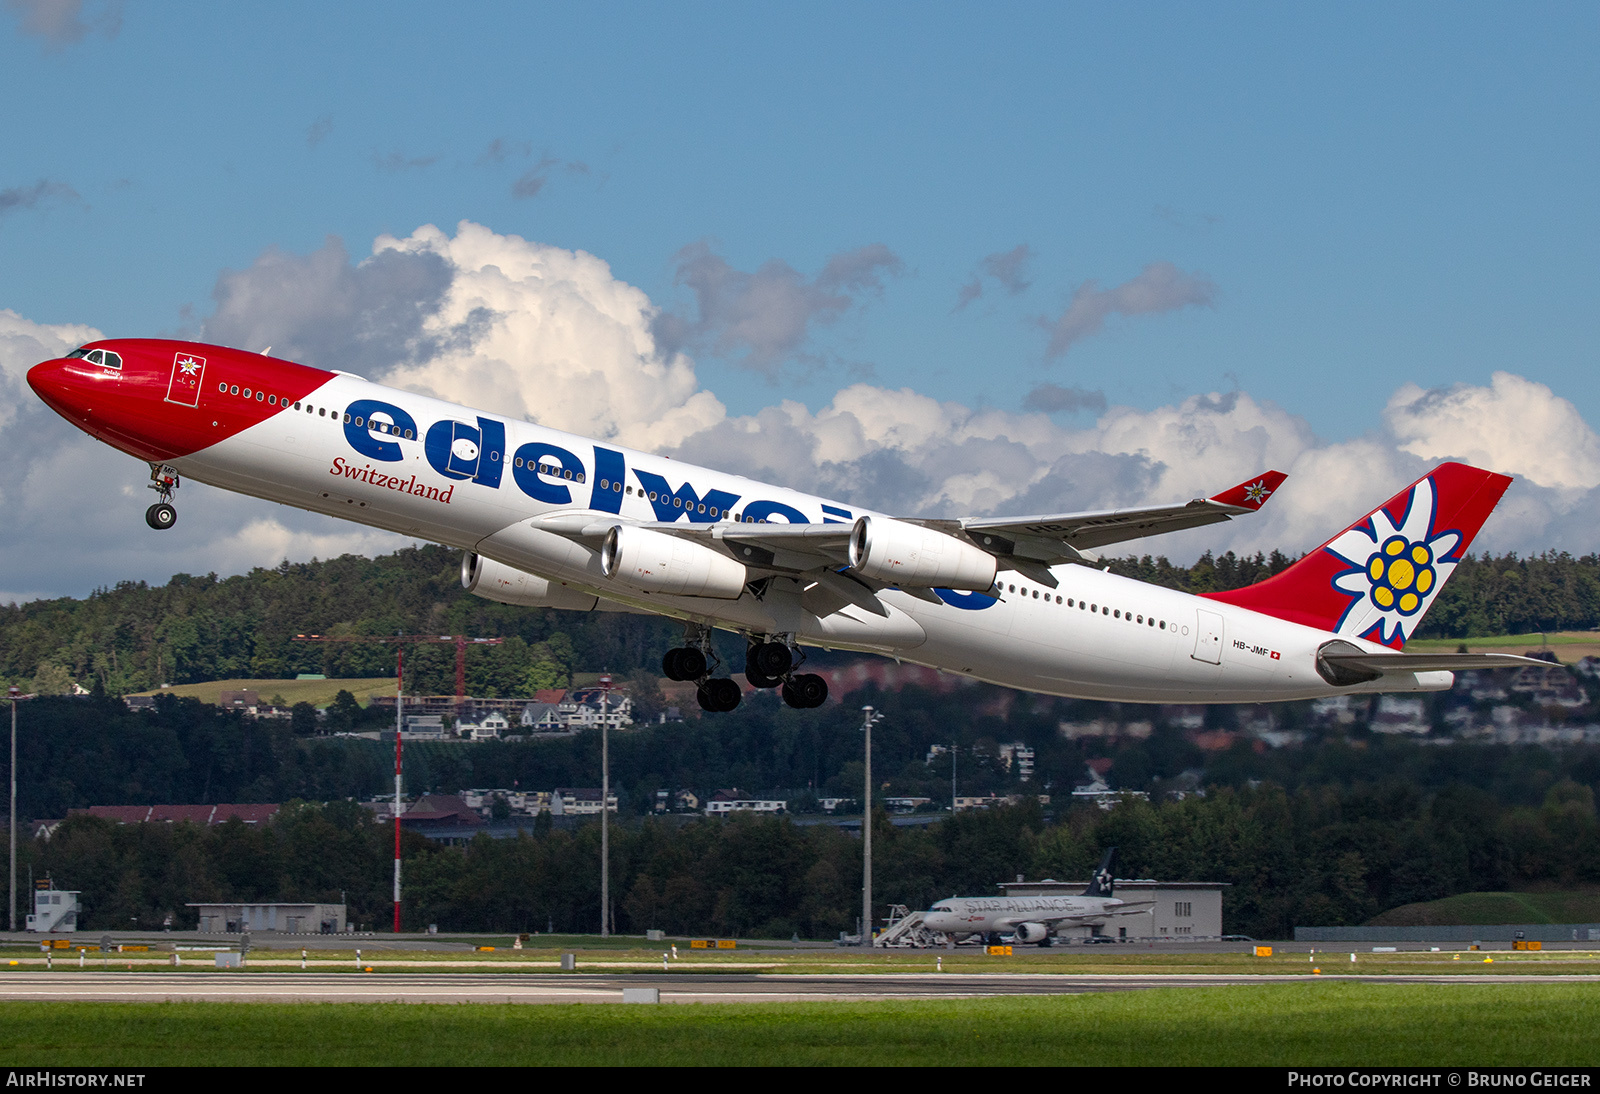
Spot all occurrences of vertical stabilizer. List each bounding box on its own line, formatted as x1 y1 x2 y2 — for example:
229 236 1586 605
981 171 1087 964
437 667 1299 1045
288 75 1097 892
1083 847 1118 898
1203 462 1511 648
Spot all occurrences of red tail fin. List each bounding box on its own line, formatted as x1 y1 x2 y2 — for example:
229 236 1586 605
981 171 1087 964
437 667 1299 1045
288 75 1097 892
1203 462 1511 648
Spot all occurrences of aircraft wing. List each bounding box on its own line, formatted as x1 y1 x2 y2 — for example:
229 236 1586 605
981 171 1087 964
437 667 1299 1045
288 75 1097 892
528 469 1286 599
945 470 1288 561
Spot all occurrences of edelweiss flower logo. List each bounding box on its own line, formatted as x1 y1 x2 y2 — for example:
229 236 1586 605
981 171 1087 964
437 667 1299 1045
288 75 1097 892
1325 476 1460 645
1243 479 1272 505
177 357 200 375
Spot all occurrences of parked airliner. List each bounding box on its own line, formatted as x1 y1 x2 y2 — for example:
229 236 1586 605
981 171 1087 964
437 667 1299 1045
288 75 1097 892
921 848 1153 945
27 339 1537 711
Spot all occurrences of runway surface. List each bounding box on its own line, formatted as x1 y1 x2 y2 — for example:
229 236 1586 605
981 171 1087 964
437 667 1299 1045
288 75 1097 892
0 971 1595 1004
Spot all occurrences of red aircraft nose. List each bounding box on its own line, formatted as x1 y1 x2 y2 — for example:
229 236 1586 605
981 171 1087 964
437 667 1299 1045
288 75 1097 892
26 357 85 421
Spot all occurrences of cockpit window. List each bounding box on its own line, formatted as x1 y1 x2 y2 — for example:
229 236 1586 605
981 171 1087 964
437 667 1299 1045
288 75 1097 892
66 348 89 359
81 349 122 369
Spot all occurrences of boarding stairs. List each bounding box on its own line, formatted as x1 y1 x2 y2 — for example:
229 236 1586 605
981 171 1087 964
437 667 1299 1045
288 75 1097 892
873 905 944 948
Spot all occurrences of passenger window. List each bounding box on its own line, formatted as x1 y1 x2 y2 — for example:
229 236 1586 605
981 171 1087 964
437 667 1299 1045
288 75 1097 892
230 385 240 395
219 383 228 393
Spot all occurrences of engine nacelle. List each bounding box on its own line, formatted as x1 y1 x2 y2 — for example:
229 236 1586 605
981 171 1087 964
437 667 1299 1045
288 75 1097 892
1011 922 1051 945
600 525 748 600
848 515 997 591
462 553 600 611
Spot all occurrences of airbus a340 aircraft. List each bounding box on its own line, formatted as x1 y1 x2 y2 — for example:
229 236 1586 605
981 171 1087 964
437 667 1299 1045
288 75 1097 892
27 339 1538 712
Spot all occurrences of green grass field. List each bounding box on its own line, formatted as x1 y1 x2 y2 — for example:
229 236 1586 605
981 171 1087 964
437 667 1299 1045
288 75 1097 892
127 678 394 708
1407 630 1600 661
1 984 1595 1066
1370 889 1600 927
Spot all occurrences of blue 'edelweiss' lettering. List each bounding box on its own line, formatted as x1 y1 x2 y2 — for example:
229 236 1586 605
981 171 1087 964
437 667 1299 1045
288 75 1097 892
590 447 625 514
343 399 418 462
424 417 506 487
743 499 810 523
511 442 584 504
633 470 739 524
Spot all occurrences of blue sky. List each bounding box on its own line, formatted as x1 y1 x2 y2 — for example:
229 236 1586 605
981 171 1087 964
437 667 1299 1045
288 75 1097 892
3 1 1600 599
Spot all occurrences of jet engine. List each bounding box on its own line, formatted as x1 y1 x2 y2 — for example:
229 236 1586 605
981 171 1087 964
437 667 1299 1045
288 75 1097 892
461 553 600 611
600 525 748 599
848 515 997 591
1010 922 1051 945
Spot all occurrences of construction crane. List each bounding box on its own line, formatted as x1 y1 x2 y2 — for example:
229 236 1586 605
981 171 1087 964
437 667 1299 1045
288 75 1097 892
293 633 505 701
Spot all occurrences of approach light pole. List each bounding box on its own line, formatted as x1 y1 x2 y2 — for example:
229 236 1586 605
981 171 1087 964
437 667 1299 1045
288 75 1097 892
8 684 18 934
393 649 403 934
9 684 20 932
599 673 612 938
861 705 883 946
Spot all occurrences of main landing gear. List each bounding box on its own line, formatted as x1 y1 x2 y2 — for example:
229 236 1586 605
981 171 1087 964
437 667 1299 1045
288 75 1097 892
660 630 830 713
662 626 743 713
745 636 828 710
145 464 180 530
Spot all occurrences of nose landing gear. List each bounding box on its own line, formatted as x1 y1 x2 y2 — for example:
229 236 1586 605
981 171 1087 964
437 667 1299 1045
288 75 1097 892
145 464 180 530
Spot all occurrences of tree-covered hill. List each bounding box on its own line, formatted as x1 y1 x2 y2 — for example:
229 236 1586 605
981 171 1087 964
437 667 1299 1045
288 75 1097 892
0 545 679 697
7 545 1600 698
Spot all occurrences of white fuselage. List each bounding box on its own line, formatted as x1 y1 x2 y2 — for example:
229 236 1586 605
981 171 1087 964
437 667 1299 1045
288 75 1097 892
921 895 1147 937
170 372 1449 703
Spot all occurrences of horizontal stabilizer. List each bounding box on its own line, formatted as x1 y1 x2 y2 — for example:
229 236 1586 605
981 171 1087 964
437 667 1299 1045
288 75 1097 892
1316 639 1553 686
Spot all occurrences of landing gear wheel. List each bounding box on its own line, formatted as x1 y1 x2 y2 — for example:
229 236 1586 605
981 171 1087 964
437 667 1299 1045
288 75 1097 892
677 647 707 679
663 647 708 682
744 665 781 689
696 677 742 713
750 641 793 679
145 503 177 531
780 673 828 709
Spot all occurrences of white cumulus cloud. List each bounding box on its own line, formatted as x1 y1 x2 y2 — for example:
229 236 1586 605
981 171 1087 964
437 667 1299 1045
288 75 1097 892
10 222 1600 602
1386 371 1600 491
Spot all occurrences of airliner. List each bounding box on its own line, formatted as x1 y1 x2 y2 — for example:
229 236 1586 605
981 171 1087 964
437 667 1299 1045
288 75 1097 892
921 848 1153 945
26 339 1537 712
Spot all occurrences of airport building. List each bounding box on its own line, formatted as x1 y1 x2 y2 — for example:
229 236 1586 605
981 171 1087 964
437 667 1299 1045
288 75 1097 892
187 902 347 934
998 877 1228 941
